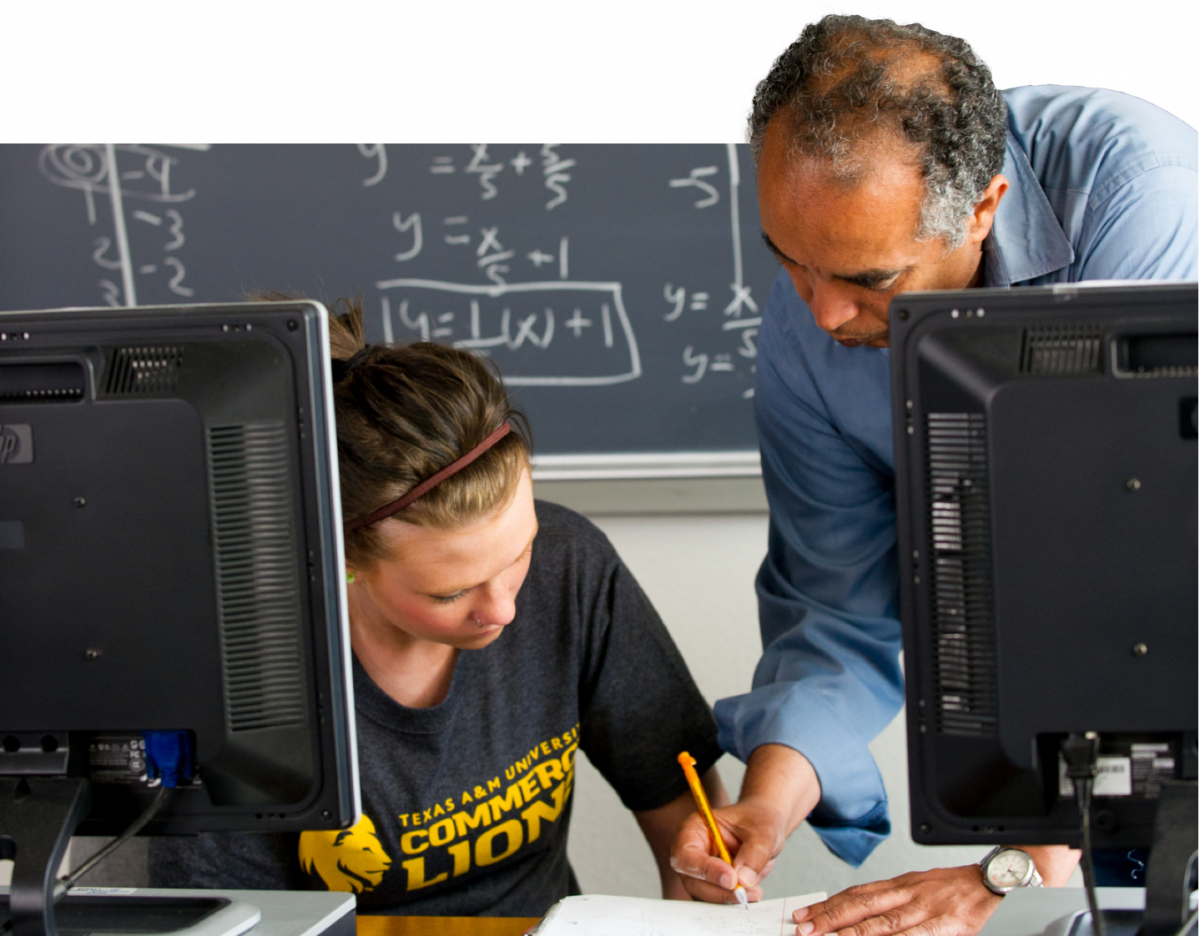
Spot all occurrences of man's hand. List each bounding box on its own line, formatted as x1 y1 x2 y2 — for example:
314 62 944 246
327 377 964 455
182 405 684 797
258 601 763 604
670 744 821 903
792 865 1002 936
790 847 1077 936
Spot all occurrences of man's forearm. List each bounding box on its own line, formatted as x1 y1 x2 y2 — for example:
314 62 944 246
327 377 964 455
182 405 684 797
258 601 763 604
1022 845 1080 887
739 743 823 838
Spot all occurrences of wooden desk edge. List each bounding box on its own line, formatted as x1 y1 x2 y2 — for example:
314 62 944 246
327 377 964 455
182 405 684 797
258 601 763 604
357 913 540 936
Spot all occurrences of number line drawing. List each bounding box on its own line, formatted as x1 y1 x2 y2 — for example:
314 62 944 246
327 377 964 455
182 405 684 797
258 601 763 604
375 278 641 386
39 144 201 307
663 146 759 395
724 142 758 318
105 144 136 307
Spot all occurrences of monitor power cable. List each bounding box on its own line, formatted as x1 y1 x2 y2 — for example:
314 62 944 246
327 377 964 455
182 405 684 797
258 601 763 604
1062 732 1107 936
52 786 172 901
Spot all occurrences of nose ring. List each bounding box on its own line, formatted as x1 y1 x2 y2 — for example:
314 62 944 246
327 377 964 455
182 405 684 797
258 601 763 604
475 616 485 629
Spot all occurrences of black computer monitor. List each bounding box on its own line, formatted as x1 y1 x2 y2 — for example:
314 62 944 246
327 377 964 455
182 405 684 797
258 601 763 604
890 281 1197 853
0 301 359 935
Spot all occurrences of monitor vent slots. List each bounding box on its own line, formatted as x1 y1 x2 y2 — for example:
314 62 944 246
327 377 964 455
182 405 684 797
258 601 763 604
105 346 183 395
1019 325 1103 375
925 413 998 737
208 422 308 732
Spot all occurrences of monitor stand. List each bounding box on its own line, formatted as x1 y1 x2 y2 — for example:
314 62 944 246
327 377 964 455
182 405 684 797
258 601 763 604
0 891 261 936
1 775 92 936
2 888 357 936
1136 781 1197 936
1 777 272 936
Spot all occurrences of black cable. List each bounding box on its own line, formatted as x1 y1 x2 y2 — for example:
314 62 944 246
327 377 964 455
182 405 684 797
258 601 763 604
1073 773 1108 936
54 786 172 899
1063 733 1107 936
0 787 172 935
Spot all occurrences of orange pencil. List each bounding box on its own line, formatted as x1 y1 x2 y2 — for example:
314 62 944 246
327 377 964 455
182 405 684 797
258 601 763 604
677 751 749 909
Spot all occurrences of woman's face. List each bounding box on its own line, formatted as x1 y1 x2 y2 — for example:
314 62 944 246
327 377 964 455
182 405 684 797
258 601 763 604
348 466 538 651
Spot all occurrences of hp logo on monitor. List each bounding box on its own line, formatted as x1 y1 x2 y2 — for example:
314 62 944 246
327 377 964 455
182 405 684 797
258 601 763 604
0 424 33 464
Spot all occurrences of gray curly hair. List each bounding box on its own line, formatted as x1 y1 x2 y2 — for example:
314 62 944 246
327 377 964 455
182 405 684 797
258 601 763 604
749 15 1008 250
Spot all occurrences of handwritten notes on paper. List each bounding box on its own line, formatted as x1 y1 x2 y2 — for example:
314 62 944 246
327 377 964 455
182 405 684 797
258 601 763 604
537 892 826 936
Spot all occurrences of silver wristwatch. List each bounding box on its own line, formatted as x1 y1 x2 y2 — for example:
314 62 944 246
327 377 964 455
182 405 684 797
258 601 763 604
979 847 1045 895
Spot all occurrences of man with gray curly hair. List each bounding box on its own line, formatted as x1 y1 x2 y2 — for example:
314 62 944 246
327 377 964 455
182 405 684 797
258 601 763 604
747 15 1010 254
671 13 1196 936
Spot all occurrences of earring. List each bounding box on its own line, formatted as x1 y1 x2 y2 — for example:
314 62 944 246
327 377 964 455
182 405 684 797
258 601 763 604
346 571 356 584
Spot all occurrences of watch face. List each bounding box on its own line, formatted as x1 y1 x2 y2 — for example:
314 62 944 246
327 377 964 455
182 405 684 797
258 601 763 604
987 850 1032 889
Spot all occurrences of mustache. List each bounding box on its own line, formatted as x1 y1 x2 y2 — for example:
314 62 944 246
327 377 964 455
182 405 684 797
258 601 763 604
832 327 889 342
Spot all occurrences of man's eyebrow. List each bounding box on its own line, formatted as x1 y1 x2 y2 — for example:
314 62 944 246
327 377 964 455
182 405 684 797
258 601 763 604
834 268 908 289
760 231 794 264
762 231 907 288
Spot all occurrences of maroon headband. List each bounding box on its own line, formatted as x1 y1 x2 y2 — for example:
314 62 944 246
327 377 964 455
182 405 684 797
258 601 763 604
344 422 513 531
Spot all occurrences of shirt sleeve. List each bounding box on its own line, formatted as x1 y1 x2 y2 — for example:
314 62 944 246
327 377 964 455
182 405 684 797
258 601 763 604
713 275 902 867
568 519 723 814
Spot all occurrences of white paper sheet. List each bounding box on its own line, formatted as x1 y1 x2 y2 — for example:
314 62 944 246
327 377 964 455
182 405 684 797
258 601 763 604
536 891 826 935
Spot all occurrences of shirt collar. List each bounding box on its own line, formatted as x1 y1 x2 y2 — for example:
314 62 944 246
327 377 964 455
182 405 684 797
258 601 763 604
982 132 1075 287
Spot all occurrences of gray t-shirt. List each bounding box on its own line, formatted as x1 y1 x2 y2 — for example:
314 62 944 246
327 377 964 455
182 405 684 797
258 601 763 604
150 501 722 916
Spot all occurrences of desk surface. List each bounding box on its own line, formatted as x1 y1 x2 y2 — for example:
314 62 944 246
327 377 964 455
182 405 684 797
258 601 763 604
33 887 539 936
980 887 1145 936
358 916 538 936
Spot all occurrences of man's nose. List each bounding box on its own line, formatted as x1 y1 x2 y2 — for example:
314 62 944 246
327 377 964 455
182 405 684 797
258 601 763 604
808 282 860 335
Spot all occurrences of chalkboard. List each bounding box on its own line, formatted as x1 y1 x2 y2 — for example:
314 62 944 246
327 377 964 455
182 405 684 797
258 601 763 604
0 144 781 477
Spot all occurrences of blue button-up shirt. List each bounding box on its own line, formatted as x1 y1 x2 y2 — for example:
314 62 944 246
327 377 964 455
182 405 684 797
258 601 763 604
713 85 1198 866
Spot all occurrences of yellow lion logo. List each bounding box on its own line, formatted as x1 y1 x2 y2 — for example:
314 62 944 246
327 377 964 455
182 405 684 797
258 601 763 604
299 813 393 893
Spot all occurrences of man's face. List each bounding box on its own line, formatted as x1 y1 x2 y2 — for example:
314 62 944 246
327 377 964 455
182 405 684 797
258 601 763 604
757 117 1001 348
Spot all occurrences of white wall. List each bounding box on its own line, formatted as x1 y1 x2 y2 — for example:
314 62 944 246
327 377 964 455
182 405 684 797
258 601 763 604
564 510 992 900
